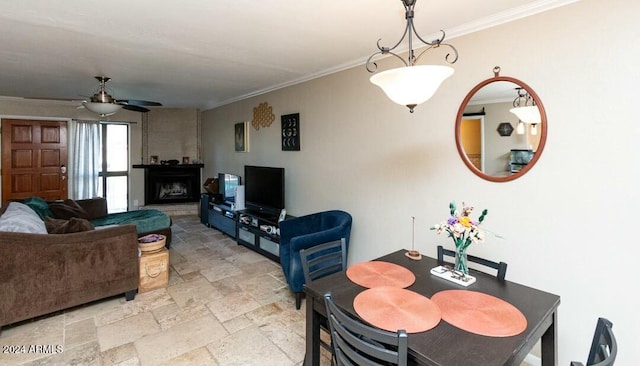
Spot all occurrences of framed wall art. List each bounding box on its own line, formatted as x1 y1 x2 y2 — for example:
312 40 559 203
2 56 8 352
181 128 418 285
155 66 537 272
235 121 249 152
281 113 300 151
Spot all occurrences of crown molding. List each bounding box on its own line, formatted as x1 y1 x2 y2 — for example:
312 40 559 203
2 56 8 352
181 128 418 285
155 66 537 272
203 0 580 111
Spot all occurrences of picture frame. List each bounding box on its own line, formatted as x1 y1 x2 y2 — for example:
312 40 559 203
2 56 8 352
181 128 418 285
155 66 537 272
150 155 159 164
235 121 249 152
182 156 190 165
281 113 300 151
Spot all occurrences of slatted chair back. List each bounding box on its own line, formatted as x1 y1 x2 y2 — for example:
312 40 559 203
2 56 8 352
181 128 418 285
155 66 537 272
324 293 408 366
300 238 347 284
570 317 617 366
437 245 508 281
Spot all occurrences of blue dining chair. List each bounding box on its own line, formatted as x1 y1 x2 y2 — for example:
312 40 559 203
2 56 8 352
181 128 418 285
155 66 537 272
279 210 352 309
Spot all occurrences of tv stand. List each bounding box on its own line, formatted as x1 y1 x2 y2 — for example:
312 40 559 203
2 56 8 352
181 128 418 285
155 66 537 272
236 209 293 262
208 202 237 239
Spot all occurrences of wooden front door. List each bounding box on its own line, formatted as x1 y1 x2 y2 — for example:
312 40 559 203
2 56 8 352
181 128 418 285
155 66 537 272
1 119 68 205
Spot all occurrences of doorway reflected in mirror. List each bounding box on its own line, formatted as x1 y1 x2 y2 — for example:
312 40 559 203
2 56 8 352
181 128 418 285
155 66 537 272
455 67 547 182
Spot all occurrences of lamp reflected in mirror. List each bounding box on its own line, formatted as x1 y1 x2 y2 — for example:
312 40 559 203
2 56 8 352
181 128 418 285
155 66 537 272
455 67 547 182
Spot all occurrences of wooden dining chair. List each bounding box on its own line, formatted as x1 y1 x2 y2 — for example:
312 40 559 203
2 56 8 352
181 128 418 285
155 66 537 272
324 292 408 366
301 239 348 361
300 238 347 284
570 317 617 366
437 245 508 281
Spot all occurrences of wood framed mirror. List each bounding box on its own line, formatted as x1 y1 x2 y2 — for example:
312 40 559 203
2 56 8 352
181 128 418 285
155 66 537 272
455 67 547 182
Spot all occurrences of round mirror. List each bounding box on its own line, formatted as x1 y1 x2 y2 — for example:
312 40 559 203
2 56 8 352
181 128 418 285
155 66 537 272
455 67 547 182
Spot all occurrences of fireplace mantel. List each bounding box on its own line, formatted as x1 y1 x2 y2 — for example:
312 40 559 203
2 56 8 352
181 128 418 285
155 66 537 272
132 164 204 169
133 164 204 205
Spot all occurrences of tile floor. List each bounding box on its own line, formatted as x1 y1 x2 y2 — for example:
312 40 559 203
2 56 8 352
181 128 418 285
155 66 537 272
1 215 536 366
0 215 330 366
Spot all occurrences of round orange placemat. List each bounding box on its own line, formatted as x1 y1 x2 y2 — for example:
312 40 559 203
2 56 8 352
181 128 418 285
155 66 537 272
431 290 527 337
354 286 441 333
346 261 416 288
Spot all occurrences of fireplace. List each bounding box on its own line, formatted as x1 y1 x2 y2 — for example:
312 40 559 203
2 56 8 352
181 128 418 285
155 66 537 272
133 164 203 205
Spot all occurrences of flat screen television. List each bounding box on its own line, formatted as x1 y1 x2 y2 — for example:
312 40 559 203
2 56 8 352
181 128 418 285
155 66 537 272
244 165 285 217
218 173 241 203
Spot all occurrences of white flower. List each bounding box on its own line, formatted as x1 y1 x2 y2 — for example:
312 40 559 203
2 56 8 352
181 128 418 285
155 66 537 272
452 223 466 235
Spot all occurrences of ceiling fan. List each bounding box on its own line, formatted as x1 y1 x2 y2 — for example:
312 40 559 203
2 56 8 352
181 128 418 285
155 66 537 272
81 76 162 117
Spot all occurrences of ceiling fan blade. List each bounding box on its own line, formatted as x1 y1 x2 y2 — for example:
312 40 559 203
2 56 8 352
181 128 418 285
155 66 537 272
121 104 150 113
24 97 86 102
118 99 162 107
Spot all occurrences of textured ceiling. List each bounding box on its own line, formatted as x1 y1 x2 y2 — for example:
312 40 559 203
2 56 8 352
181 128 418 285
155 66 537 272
0 0 576 111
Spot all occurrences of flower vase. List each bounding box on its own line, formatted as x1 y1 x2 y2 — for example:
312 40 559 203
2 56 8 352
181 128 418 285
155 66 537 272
455 246 469 275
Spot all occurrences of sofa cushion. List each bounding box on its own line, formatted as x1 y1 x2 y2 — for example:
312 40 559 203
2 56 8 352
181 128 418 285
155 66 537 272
0 201 48 234
45 217 95 234
90 209 171 234
49 199 91 220
22 196 53 220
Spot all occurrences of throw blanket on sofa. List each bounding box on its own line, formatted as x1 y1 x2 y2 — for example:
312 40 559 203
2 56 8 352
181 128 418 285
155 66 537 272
91 209 171 234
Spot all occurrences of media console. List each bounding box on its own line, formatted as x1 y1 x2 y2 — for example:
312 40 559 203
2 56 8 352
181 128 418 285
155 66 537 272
236 210 293 262
208 202 237 238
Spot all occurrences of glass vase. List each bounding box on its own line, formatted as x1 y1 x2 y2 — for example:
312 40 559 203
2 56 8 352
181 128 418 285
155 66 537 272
455 246 469 275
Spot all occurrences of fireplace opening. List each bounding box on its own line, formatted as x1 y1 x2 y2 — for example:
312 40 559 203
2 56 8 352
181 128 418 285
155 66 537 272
155 178 190 201
136 164 202 205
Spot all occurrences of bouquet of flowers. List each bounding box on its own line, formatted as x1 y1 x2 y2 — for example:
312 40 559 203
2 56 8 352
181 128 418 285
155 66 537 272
431 201 488 273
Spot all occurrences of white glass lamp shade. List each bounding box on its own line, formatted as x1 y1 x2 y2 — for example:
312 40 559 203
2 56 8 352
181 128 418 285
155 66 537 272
83 101 122 117
370 65 454 112
516 121 525 135
509 106 541 124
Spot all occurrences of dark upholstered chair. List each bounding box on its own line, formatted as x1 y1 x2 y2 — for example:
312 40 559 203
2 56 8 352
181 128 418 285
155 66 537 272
437 245 508 281
324 293 408 366
571 318 617 366
279 210 352 309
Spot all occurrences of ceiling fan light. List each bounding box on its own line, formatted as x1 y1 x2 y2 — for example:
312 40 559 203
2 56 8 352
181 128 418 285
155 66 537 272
370 65 454 112
509 106 541 124
83 101 122 117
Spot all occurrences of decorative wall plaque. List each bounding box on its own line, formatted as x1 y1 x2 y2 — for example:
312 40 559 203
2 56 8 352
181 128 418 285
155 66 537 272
281 113 300 151
251 102 275 130
497 122 514 136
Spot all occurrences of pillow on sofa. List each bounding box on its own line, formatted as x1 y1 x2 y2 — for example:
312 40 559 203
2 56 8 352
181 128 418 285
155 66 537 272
0 201 48 234
22 196 53 220
49 199 90 220
45 217 95 234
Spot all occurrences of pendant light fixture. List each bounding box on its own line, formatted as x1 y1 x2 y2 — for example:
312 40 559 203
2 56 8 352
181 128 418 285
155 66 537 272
509 87 541 124
366 0 458 113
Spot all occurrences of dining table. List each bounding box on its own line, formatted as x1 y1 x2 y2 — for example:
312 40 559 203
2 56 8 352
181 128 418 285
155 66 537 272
303 250 561 366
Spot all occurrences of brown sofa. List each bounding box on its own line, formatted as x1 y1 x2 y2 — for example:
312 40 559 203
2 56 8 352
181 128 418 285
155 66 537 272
0 200 140 333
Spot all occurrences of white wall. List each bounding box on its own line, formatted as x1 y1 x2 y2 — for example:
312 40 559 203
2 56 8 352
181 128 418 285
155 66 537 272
201 0 639 364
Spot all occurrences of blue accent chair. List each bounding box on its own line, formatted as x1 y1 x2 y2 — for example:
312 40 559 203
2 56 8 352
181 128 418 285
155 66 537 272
279 210 352 309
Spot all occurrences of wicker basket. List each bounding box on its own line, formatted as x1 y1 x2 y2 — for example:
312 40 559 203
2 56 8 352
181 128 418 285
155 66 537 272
137 234 166 253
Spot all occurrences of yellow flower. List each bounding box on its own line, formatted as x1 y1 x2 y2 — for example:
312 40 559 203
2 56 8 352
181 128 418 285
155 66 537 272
459 216 472 228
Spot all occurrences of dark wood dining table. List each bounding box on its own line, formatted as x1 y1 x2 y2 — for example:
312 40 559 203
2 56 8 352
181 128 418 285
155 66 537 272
303 250 561 366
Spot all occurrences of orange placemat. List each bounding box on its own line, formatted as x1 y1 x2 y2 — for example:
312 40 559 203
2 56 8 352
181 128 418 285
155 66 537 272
431 290 527 337
346 261 416 288
354 286 441 333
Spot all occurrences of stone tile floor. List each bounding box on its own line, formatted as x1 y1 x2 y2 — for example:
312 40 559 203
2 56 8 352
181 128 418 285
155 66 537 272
0 215 536 366
0 215 331 366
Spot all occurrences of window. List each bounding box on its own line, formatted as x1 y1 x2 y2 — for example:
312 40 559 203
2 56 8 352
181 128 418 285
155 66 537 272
97 123 129 213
